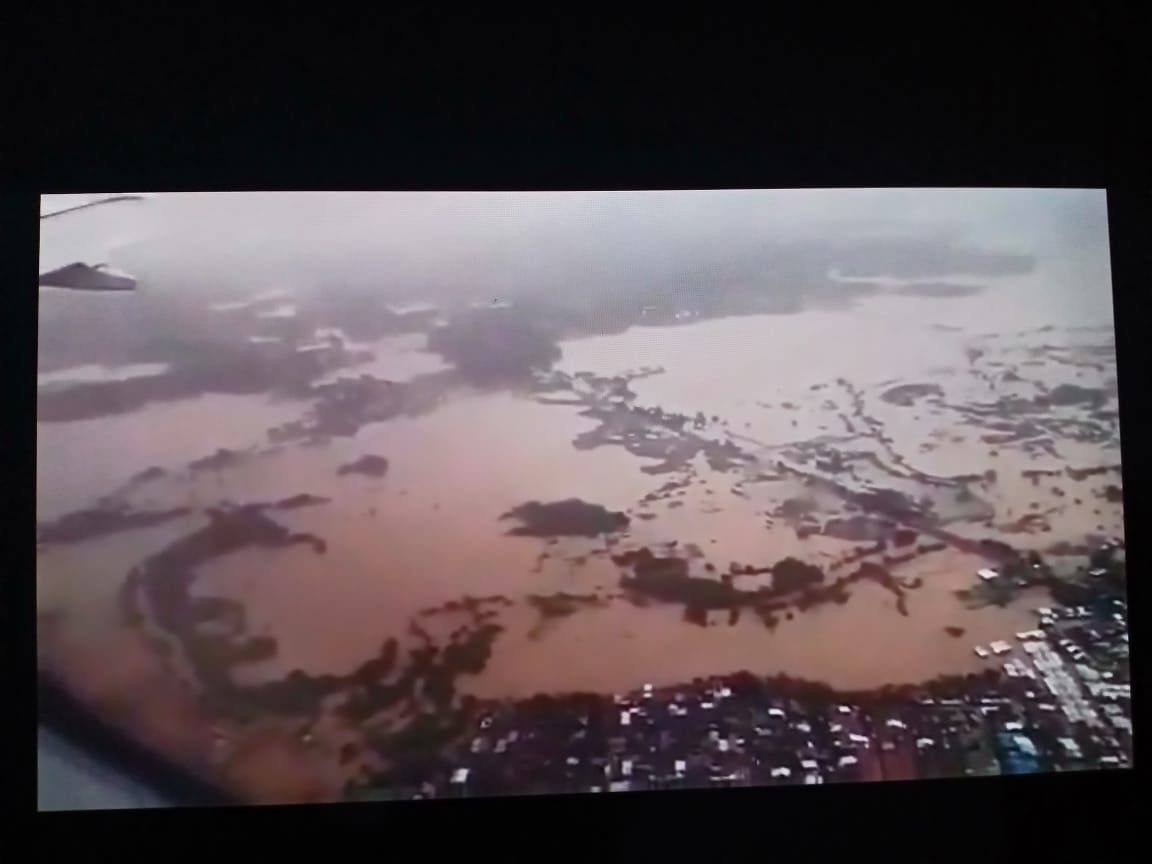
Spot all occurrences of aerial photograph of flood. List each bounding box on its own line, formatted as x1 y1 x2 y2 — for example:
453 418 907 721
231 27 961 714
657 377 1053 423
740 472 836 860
37 189 1129 803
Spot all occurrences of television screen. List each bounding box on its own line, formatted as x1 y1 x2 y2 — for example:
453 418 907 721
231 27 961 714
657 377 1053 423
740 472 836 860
37 190 1129 804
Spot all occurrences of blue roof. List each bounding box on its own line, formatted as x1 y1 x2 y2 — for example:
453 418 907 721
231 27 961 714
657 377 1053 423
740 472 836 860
1001 755 1040 774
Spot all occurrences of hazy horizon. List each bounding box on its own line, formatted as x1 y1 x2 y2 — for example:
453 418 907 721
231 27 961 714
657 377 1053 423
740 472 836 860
40 189 1112 318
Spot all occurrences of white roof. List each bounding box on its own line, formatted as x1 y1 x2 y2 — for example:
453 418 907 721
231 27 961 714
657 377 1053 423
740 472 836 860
800 759 819 769
389 301 439 316
838 755 858 767
768 707 786 717
620 711 631 726
674 760 687 772
849 733 869 744
1003 721 1024 731
836 705 852 714
916 738 935 747
256 303 298 320
770 767 792 778
885 719 906 729
1013 735 1037 756
451 768 469 783
977 568 999 580
701 701 715 709
718 740 730 753
719 687 732 698
622 760 633 776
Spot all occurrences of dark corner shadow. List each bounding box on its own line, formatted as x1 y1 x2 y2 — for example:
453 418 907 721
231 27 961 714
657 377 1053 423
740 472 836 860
38 673 238 809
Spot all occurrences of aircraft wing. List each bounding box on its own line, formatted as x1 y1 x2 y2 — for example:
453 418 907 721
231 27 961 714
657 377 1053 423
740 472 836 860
39 194 151 292
38 262 138 292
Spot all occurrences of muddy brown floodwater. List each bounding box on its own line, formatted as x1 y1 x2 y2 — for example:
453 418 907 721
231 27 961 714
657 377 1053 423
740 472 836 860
37 285 1123 801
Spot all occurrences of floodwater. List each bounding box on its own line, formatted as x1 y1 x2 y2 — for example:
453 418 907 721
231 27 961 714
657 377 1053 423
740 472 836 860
36 393 308 521
314 333 451 384
465 551 1050 698
38 362 172 387
187 392 658 680
36 283 1123 799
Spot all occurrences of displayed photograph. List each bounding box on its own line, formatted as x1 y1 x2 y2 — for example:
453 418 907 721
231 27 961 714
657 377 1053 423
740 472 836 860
37 189 1129 803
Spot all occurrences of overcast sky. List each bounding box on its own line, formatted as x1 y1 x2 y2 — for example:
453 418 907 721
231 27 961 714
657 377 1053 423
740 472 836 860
40 189 1112 306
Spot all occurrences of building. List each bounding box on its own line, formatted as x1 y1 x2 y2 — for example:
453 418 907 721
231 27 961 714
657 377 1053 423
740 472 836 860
996 734 1039 774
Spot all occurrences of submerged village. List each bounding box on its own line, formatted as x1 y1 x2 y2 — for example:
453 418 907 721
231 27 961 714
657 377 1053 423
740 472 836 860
36 272 1130 802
